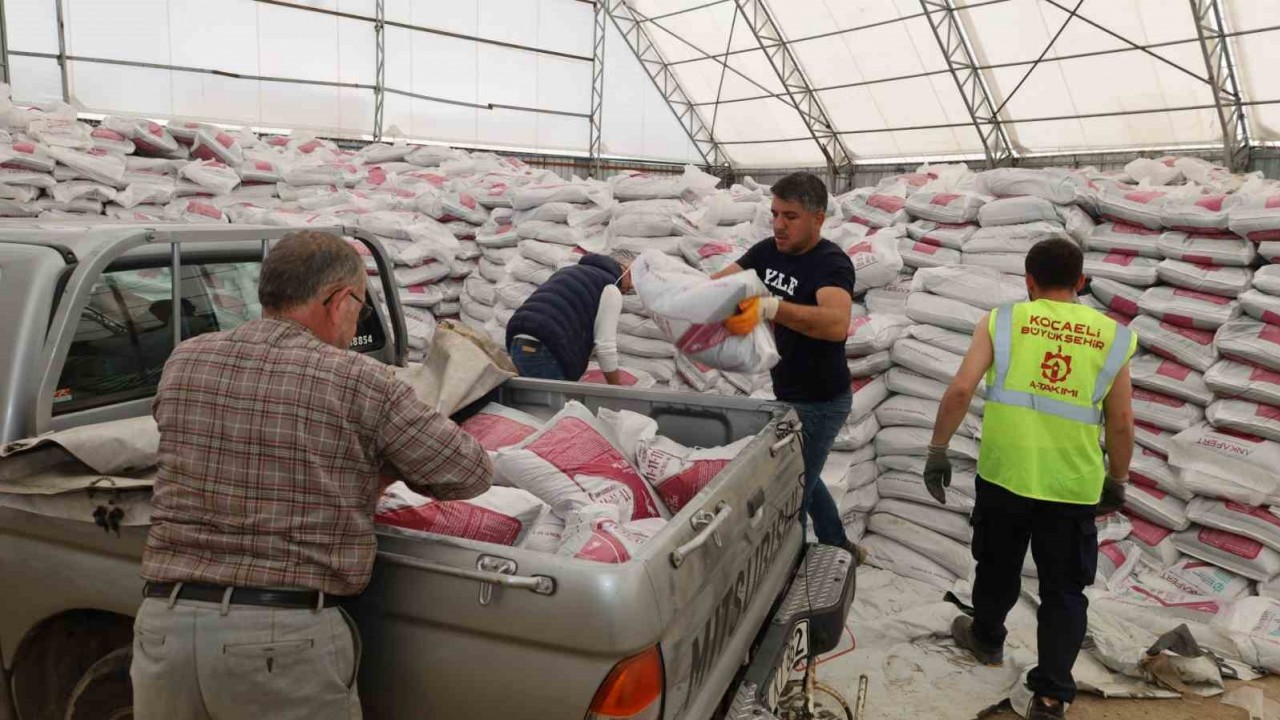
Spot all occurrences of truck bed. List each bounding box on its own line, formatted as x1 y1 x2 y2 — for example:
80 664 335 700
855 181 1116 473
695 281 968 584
0 379 806 720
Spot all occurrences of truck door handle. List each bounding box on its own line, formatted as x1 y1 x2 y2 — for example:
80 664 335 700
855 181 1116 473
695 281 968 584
670 502 732 568
770 420 802 457
377 551 556 605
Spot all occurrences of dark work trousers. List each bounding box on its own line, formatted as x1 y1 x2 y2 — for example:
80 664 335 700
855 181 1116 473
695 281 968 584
969 476 1098 704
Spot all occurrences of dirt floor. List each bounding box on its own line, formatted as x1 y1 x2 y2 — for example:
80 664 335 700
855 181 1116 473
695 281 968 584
983 674 1280 720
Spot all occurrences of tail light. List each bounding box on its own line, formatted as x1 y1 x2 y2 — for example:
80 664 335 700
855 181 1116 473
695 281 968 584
586 645 664 720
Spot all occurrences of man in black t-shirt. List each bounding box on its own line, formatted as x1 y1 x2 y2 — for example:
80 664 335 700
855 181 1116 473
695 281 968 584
715 172 858 554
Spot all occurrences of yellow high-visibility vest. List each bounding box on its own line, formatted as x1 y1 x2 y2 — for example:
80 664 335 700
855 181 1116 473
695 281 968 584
978 299 1138 505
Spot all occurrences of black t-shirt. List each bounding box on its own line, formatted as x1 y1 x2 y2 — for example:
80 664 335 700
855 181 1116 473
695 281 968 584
736 238 855 403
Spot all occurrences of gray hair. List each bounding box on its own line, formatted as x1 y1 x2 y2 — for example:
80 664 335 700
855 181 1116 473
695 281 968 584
258 230 365 313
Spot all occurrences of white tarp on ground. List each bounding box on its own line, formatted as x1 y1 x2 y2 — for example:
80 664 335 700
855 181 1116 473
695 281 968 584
812 567 1261 720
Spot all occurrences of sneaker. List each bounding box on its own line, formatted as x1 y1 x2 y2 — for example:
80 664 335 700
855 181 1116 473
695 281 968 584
951 615 1004 666
1026 696 1065 719
840 540 867 566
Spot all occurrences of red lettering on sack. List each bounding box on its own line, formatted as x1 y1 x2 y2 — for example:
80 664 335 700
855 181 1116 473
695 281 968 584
675 322 732 356
849 316 872 331
12 142 35 154
298 140 321 154
1265 196 1280 210
866 194 905 213
1126 513 1173 544
215 132 235 149
658 458 731 513
1124 190 1166 204
913 242 939 255
1263 310 1280 326
1224 501 1280 528
930 193 961 206
186 201 222 220
1163 313 1196 328
1249 366 1280 385
1112 296 1140 316
1260 324 1280 346
1155 360 1192 381
1183 254 1216 266
1161 322 1214 345
1132 481 1167 500
698 241 736 258
1134 388 1185 408
1105 310 1134 326
1197 195 1227 212
1198 527 1264 559
1104 253 1135 266
91 128 126 141
376 501 522 546
1257 403 1280 422
1112 222 1160 236
1100 542 1126 566
1213 427 1264 443
1128 585 1222 613
1173 288 1231 306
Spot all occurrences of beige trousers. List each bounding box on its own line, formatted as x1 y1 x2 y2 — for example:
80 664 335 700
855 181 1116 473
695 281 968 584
130 596 362 720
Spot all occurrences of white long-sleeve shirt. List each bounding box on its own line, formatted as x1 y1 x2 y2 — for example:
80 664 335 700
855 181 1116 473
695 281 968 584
593 284 623 372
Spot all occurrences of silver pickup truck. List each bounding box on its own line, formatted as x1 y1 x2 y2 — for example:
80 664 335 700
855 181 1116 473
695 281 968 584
0 222 855 720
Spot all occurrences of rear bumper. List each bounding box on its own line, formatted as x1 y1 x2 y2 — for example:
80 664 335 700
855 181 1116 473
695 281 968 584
725 543 857 718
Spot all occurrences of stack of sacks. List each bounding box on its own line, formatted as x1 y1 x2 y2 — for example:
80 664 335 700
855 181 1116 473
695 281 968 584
379 401 754 563
965 167 1096 278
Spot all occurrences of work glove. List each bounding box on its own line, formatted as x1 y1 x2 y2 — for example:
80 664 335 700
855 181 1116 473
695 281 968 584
923 444 952 505
1097 476 1127 515
724 296 779 336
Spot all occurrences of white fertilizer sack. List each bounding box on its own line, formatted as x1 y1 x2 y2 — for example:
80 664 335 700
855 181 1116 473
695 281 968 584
833 413 880 452
961 253 1026 276
850 373 891 423
1188 498 1280 554
860 533 958 591
494 402 667 522
1174 527 1280 583
890 338 964 385
1086 222 1167 259
1131 388 1205 433
898 238 962 269
1124 512 1182 569
1204 359 1280 408
906 191 986 224
1154 554 1255 599
910 265 1026 311
1170 422 1280 507
964 222 1070 254
905 292 986 333
556 504 666 564
1157 234 1256 268
1131 447 1192 501
1130 354 1214 406
634 436 752 514
1130 314 1219 372
977 196 1061 227
903 325 974 357
1255 265 1280 296
875 427 979 460
874 497 973 543
1137 286 1241 330
1123 482 1190 531
875 394 982 438
376 483 545 547
1157 259 1254 298
846 314 912 357
1216 318 1280 372
1206 399 1280 443
847 351 893 379
1239 290 1280 326
906 220 975 250
1083 252 1161 287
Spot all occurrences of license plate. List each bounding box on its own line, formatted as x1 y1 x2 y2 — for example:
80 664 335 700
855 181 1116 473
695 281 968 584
766 619 810 712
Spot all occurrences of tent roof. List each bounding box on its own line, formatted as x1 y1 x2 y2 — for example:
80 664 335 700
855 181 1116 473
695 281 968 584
615 0 1279 167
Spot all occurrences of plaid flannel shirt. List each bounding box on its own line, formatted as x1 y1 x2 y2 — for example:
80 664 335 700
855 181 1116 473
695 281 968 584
142 318 492 595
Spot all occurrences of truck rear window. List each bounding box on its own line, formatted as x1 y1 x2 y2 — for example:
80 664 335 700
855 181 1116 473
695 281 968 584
53 261 384 415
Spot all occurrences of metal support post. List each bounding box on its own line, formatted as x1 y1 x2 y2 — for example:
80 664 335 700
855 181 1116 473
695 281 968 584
0 0 10 85
731 0 855 184
54 0 69 102
602 0 732 171
373 0 385 142
918 0 1016 168
1190 0 1250 172
589 0 606 177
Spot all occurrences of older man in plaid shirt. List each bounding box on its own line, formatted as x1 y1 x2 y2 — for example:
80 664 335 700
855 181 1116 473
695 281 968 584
130 231 492 720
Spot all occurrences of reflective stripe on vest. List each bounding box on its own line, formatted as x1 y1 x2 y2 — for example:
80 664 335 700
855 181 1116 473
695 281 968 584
987 302 1134 425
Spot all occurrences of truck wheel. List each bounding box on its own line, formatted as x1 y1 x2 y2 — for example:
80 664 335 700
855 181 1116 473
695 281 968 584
63 647 133 720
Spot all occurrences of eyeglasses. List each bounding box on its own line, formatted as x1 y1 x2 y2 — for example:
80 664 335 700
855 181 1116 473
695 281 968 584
324 287 373 321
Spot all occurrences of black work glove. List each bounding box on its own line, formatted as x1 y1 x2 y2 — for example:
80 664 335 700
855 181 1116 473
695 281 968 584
1097 476 1127 515
923 444 952 505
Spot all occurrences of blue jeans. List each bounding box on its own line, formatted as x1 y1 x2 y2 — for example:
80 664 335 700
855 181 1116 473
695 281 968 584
508 339 567 381
790 392 853 547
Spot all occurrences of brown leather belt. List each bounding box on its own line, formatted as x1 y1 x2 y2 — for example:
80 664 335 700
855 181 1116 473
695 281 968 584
144 581 353 610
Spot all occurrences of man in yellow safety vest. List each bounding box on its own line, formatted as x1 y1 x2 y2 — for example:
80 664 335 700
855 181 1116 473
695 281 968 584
925 238 1137 720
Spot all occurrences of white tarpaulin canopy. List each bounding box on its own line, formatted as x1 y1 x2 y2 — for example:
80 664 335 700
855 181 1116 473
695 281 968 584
1 0 1277 167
